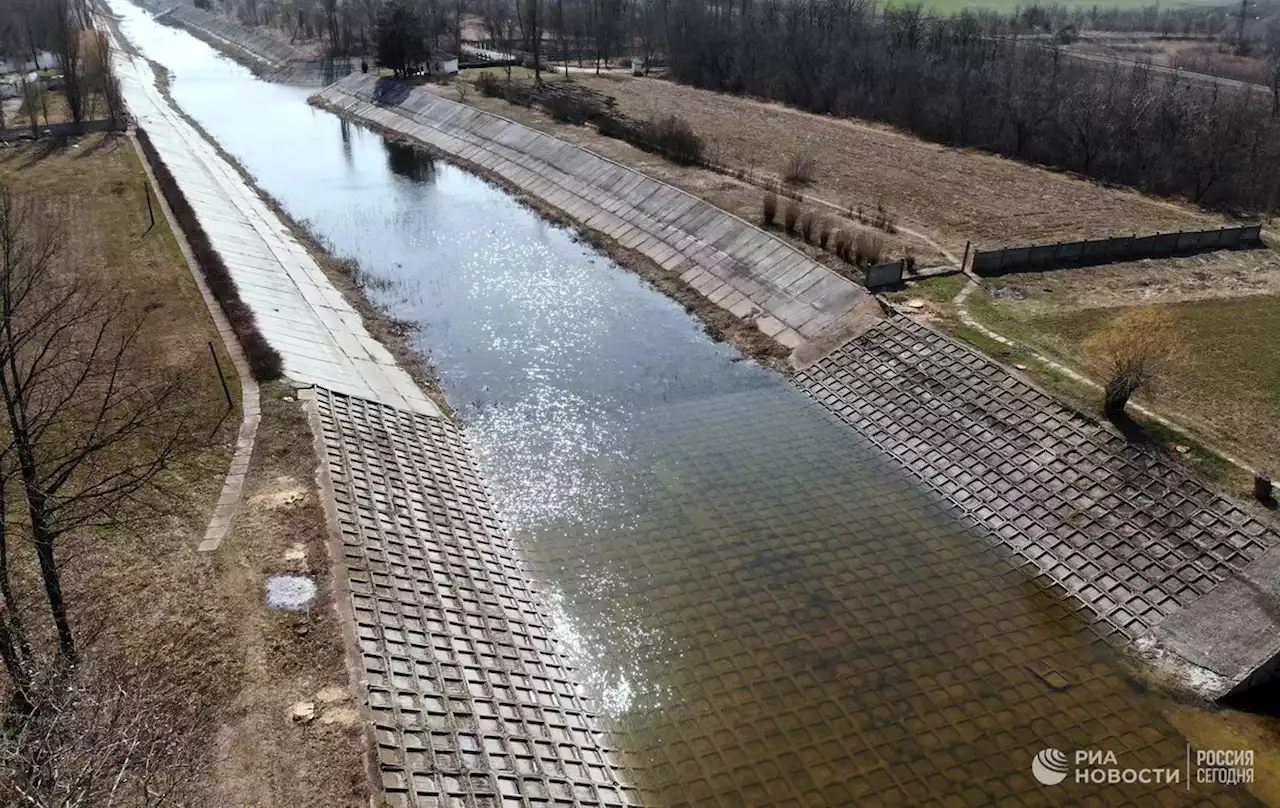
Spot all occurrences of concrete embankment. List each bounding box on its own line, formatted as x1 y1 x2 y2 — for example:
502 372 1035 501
112 40 435 413
129 0 350 83
799 312 1280 699
311 75 875 354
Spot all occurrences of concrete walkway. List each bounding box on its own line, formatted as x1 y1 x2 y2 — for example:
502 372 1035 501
313 75 873 353
130 131 261 552
111 43 439 416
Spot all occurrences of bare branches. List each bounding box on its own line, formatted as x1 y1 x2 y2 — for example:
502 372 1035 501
0 657 210 808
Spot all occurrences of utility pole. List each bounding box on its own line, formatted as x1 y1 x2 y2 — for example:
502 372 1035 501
1234 0 1253 57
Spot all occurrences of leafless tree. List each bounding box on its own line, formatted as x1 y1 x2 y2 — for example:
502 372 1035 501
1 655 210 808
50 0 86 129
1083 307 1187 419
0 184 204 677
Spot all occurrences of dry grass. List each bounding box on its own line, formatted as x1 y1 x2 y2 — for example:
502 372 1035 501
428 82 941 282
0 134 366 806
570 75 1223 252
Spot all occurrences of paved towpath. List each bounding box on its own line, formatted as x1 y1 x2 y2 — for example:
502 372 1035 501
111 42 439 415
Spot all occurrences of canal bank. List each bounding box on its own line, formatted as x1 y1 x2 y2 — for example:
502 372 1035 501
314 73 1280 701
107 2 1279 805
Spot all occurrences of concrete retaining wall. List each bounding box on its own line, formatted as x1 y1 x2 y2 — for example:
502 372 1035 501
973 224 1264 276
312 75 872 351
129 0 352 83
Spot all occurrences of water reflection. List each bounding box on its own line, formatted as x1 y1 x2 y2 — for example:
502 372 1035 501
383 139 436 183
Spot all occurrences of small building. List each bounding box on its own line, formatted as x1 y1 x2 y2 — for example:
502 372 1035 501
429 51 459 76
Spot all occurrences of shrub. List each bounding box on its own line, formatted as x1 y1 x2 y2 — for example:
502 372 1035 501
784 154 817 185
783 201 800 235
873 198 898 233
762 192 778 227
135 128 284 381
542 91 604 124
833 231 850 262
645 114 703 165
799 210 816 242
855 231 884 266
903 251 917 273
475 71 503 97
818 219 830 249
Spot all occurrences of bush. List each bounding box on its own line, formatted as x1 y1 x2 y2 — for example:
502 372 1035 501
783 201 800 235
784 154 817 185
799 210 816 242
903 251 917 273
475 71 503 97
833 231 850 262
855 231 884 266
135 128 284 382
818 219 831 249
543 91 604 124
645 115 703 165
762 192 778 227
873 198 897 233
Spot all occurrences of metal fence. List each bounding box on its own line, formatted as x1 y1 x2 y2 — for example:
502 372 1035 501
971 224 1264 277
864 260 904 289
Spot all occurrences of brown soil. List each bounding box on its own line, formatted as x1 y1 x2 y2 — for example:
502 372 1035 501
557 74 1222 252
983 247 1280 311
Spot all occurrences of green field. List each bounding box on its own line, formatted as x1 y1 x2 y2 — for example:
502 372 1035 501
916 0 1227 14
968 292 1280 479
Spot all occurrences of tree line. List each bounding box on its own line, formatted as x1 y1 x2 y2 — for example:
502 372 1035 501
654 0 1280 214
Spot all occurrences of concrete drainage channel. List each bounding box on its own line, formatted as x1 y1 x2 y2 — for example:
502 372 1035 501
106 5 1280 803
311 74 1280 701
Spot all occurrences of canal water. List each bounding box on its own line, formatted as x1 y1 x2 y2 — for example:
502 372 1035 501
108 3 1270 805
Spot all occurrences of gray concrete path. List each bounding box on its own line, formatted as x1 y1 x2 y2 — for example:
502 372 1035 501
130 131 261 552
797 312 1280 699
313 75 873 353
111 42 439 416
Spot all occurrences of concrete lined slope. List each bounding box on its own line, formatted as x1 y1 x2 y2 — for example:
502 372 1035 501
308 389 639 808
313 75 872 351
129 0 348 83
112 43 439 415
797 313 1280 699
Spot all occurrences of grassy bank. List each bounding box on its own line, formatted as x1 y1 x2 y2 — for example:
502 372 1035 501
0 133 365 805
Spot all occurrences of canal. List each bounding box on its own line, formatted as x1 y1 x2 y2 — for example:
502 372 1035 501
108 3 1271 804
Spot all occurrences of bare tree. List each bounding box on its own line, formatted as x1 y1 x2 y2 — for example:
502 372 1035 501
0 184 203 671
50 0 85 130
520 0 544 81
1083 307 1187 419
1 655 210 808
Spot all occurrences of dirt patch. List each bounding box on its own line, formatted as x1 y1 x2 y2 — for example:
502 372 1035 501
985 248 1280 310
199 383 368 808
554 74 1222 253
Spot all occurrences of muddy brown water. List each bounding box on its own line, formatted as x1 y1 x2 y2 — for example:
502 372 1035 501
110 3 1276 804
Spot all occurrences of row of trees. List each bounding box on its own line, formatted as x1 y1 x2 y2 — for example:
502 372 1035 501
649 0 1280 214
0 0 124 132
